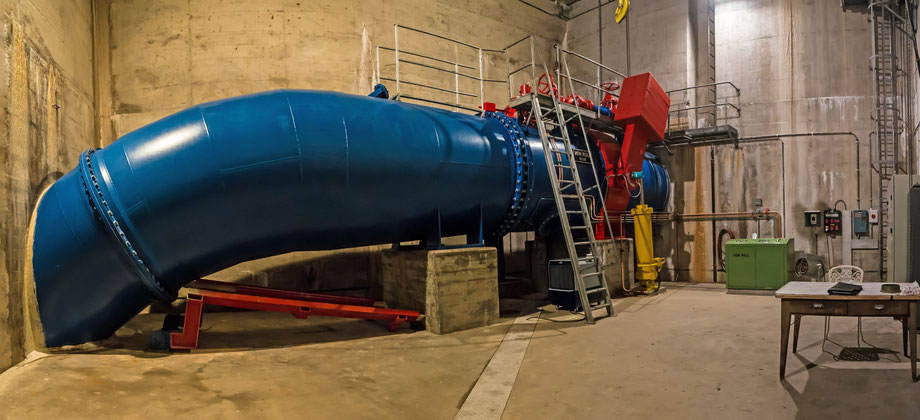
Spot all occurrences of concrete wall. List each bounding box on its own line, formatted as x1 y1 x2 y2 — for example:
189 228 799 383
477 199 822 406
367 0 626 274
101 0 565 140
713 1 873 279
0 0 95 371
0 0 885 373
567 0 875 282
95 0 566 294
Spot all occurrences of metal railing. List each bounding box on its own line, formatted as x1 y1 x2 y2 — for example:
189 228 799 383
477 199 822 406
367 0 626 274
554 45 626 117
665 81 741 133
504 35 537 100
375 25 505 113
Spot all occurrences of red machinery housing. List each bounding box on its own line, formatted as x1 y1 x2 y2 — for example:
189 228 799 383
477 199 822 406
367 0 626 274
599 72 670 213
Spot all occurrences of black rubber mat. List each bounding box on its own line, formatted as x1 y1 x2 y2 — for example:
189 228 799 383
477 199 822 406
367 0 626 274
838 347 889 361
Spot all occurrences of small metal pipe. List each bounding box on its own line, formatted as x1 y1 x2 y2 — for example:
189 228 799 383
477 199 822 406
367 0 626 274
666 81 741 96
396 25 483 51
379 77 477 97
530 37 536 86
669 102 741 114
598 0 603 108
455 59 460 111
710 146 717 282
556 45 626 78
614 212 784 245
625 10 630 75
654 211 784 239
561 74 606 91
509 63 533 76
503 35 532 51
377 46 477 70
478 48 484 105
654 131 863 209
397 94 483 113
506 50 513 100
399 59 483 81
394 25 400 97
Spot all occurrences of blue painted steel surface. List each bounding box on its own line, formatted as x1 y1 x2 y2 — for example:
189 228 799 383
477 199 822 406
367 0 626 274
627 153 670 212
32 89 669 346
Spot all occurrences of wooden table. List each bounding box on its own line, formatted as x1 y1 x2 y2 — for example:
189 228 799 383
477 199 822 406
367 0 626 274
775 281 920 381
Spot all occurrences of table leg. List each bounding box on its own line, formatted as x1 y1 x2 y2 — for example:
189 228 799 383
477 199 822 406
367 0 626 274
780 300 791 379
792 314 802 353
910 302 917 382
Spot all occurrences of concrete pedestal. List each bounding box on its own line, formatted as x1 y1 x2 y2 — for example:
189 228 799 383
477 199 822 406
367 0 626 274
599 239 635 296
381 247 499 334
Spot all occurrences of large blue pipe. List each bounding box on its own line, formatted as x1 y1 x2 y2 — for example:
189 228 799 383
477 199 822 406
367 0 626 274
32 89 669 346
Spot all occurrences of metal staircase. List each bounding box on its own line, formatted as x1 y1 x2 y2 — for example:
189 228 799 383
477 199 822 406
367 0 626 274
526 57 617 323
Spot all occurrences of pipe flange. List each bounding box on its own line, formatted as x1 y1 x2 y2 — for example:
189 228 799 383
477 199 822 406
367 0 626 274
78 149 173 301
485 111 529 237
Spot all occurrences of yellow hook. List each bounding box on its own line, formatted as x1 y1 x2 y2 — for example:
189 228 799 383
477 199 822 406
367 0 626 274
615 0 629 23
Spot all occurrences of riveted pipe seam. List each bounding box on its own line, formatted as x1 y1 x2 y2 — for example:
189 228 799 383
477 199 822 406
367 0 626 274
486 111 530 237
79 149 172 301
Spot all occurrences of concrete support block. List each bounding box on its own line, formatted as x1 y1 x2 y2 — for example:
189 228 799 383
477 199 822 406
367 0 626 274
381 247 499 334
599 239 635 296
526 239 548 293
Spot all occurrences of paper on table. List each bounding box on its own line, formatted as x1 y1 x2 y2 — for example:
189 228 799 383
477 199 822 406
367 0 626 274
900 282 920 296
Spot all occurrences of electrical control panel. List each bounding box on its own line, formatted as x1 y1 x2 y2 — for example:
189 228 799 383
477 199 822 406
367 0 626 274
823 209 842 237
852 209 869 237
804 210 822 227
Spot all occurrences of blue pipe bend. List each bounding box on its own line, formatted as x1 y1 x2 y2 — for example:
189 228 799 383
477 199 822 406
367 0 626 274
32 90 605 345
32 89 668 346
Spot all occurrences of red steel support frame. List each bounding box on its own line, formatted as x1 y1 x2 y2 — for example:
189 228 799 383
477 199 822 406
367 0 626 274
166 280 420 350
603 72 670 213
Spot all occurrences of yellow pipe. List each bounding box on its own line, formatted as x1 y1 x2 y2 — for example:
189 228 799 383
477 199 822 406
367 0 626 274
631 204 665 292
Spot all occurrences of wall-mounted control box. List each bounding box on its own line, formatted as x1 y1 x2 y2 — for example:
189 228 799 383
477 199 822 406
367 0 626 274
804 210 822 227
852 209 869 237
823 209 842 237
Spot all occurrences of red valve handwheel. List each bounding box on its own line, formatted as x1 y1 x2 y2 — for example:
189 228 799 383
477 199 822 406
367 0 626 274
600 81 620 93
600 81 620 109
537 73 558 96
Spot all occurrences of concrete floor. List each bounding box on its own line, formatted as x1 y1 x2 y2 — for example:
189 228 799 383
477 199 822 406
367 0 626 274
1 283 918 419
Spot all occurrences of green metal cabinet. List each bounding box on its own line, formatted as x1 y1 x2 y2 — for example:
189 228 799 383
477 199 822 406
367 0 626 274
725 238 794 290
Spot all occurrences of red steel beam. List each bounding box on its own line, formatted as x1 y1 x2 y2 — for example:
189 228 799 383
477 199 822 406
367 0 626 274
167 281 420 350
